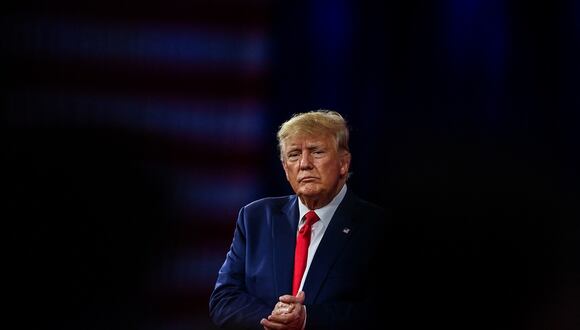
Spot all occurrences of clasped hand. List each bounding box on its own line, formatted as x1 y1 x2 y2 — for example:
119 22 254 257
260 291 306 330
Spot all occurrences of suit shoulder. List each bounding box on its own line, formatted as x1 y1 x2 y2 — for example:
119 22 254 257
242 195 293 213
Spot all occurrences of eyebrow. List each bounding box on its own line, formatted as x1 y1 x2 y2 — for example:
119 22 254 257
286 143 325 153
306 142 325 149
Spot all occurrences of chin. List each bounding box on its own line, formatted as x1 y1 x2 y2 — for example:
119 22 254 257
297 187 322 198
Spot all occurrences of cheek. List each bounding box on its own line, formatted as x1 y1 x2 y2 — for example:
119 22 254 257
317 165 336 181
285 166 298 180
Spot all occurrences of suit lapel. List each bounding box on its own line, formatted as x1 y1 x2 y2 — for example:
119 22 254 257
302 191 359 304
272 195 299 297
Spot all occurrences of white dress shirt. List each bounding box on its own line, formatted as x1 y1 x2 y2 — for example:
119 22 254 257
296 184 347 292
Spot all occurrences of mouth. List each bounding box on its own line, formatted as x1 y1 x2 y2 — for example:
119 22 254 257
299 176 318 183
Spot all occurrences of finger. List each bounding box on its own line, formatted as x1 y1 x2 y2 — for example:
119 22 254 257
271 308 288 315
279 291 305 304
272 304 294 315
285 303 295 313
276 302 289 309
267 313 295 324
278 294 297 303
278 295 301 304
296 291 305 303
282 303 303 321
260 318 285 330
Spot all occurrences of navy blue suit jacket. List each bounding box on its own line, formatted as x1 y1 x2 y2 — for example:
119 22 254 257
209 190 391 329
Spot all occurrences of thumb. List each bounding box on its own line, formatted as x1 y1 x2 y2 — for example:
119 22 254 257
296 290 306 303
278 291 306 304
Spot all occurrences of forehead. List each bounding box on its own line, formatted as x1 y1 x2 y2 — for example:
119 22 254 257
283 133 335 147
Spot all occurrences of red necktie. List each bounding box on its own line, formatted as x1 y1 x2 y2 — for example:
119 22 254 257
292 210 320 295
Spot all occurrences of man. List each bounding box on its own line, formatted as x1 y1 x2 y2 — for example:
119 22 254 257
209 110 391 329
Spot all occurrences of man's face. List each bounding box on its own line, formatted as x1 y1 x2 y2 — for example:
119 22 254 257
281 133 350 205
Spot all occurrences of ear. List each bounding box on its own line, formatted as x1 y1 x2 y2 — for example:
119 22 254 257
339 151 351 176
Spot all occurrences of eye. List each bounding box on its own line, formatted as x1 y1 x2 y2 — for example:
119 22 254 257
313 149 325 157
287 152 300 161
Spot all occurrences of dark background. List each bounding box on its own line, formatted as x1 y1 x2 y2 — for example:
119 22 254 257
2 1 578 329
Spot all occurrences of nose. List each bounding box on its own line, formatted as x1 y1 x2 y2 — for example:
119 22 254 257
299 152 313 170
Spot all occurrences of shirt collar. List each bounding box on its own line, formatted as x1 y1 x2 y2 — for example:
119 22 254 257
298 184 348 227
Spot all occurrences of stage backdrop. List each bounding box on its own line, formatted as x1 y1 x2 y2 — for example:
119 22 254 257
3 1 578 329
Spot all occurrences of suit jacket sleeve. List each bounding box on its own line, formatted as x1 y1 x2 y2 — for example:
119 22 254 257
209 206 271 329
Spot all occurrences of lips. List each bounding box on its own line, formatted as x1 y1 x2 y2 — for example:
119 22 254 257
299 176 318 183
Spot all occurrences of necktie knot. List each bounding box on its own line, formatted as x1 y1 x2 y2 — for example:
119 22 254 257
304 210 319 227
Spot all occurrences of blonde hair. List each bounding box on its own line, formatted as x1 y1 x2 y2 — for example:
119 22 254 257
277 110 350 160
